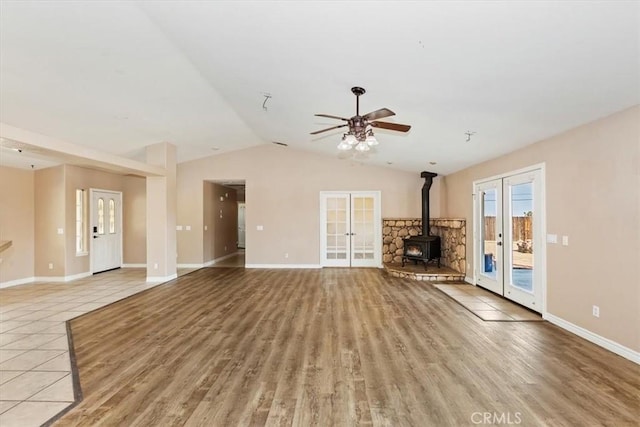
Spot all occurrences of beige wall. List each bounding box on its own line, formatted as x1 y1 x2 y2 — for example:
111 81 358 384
64 165 125 275
0 167 35 284
177 145 438 265
123 175 146 265
5 165 147 281
443 106 640 352
34 166 65 277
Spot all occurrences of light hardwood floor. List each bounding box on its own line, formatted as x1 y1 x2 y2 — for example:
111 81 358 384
56 268 638 426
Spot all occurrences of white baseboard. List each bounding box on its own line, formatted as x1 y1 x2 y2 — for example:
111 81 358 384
0 276 35 288
245 264 321 269
122 263 146 268
465 276 474 284
177 263 205 268
544 312 640 365
146 273 178 283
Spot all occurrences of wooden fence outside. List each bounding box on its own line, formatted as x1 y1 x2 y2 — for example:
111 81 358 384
483 216 532 241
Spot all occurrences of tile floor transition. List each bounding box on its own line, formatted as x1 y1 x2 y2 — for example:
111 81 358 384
0 266 207 427
434 283 543 321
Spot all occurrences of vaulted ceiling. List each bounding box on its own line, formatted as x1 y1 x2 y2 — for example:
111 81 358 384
1 1 638 174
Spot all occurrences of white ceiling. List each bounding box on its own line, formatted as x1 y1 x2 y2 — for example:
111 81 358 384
1 1 638 174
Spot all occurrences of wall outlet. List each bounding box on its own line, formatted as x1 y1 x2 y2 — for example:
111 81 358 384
154 263 158 269
284 253 289 259
48 263 53 270
57 228 64 235
186 225 191 231
562 235 569 246
592 305 600 318
224 245 227 251
546 234 557 244
204 225 208 231
176 225 183 231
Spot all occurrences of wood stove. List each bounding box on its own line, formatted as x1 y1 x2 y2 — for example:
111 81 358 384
402 171 442 270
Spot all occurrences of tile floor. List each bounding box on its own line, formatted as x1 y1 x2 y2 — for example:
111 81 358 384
434 283 543 321
0 267 200 427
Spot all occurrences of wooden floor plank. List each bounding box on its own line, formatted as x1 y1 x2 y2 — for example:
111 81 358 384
54 267 639 426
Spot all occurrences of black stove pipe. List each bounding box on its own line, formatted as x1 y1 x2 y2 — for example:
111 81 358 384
420 171 438 236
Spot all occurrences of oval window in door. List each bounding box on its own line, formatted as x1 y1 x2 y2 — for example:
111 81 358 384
97 198 105 234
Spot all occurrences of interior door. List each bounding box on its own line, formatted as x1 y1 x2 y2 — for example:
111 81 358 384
320 192 381 267
91 189 122 273
320 193 351 267
237 202 246 249
474 169 543 312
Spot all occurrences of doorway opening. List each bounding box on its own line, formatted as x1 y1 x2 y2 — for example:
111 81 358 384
205 180 245 267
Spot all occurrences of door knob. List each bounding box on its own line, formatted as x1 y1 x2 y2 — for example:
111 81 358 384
497 241 502 246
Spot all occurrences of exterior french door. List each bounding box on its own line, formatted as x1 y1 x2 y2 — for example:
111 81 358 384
474 169 544 312
320 191 381 267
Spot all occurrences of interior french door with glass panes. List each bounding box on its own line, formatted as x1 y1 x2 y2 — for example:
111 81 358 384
474 168 544 312
320 191 381 267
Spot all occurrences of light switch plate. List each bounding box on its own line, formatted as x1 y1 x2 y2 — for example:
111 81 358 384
186 225 191 231
57 228 64 235
176 225 183 231
257 225 264 231
546 234 557 244
562 235 569 246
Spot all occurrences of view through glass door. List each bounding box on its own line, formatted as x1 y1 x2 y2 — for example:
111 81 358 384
320 191 381 268
474 169 543 312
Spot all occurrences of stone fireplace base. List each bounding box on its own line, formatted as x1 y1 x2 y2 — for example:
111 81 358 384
384 263 465 282
383 218 466 274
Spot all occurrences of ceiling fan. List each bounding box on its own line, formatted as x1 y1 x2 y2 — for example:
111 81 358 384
310 86 411 152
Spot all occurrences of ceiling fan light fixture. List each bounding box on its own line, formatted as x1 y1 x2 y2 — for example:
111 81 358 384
337 138 352 151
344 134 358 146
365 131 378 146
355 141 370 152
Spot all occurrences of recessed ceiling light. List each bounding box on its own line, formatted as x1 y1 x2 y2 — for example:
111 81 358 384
387 161 393 165
272 141 288 147
211 147 220 151
429 161 437 165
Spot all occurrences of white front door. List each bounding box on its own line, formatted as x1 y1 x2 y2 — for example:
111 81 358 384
320 191 381 268
474 168 544 312
238 202 246 249
91 189 122 273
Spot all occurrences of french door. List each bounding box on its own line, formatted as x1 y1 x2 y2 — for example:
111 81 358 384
90 189 122 273
475 168 544 312
320 191 381 267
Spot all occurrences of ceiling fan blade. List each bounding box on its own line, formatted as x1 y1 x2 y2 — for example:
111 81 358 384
363 108 395 121
310 123 348 135
370 121 411 132
315 113 349 121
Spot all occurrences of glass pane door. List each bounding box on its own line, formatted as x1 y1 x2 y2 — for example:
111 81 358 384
504 171 542 311
320 192 381 268
476 181 503 294
351 196 376 266
474 169 543 313
321 194 350 267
